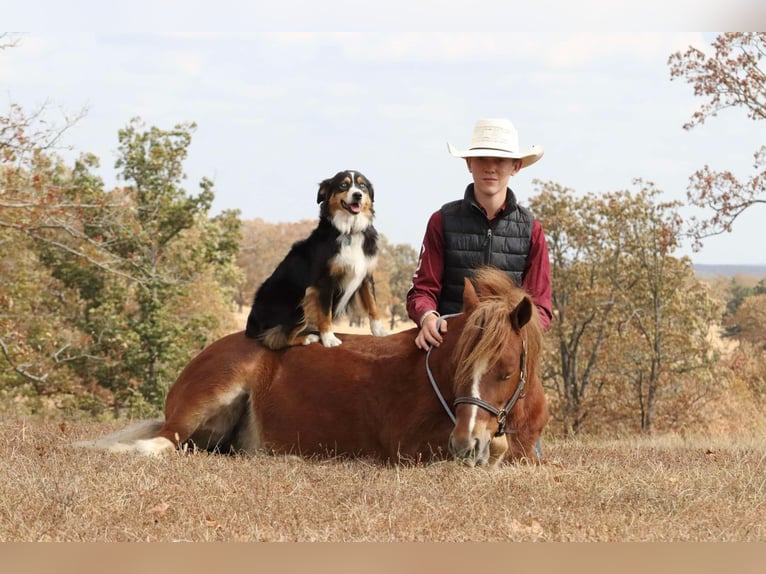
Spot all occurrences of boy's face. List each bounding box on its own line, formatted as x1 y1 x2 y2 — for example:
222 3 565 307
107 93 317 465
466 156 521 198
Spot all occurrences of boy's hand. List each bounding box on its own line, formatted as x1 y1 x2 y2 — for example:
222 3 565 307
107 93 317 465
415 313 448 350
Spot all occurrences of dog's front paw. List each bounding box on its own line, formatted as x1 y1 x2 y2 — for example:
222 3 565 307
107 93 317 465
303 334 320 345
370 319 389 337
320 332 343 347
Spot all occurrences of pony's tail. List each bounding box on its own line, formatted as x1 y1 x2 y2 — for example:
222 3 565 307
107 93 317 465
74 419 174 456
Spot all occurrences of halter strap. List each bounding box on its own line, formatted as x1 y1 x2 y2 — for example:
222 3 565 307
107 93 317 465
453 340 527 436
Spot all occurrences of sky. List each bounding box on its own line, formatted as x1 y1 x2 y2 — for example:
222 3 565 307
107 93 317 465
3 7 765 265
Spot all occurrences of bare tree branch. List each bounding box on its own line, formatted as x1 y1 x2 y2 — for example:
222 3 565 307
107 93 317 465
669 33 766 248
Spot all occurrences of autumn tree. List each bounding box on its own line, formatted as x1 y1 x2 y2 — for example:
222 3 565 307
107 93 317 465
1 107 240 415
669 32 766 247
84 118 242 409
529 182 622 433
1 98 97 409
236 218 316 313
730 294 766 348
598 181 722 432
379 238 418 330
0 240 89 406
531 180 724 434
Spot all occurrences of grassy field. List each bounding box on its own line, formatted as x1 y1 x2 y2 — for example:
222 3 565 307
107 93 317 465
1 417 764 542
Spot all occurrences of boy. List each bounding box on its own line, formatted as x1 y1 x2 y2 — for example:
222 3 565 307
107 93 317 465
406 118 552 350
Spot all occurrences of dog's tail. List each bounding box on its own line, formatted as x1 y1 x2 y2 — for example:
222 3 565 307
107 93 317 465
246 313 292 350
259 326 293 350
74 419 174 456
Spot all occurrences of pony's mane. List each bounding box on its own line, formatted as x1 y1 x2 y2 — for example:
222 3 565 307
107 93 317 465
453 267 543 388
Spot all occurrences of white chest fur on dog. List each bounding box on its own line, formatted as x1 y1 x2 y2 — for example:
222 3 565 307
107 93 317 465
332 232 378 314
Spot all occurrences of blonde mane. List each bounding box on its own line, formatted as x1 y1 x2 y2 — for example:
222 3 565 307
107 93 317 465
453 267 543 388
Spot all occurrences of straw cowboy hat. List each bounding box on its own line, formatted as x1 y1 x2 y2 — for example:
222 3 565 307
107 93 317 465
447 118 544 169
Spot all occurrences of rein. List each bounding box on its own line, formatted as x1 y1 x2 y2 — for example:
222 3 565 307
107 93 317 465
425 313 462 425
425 313 528 437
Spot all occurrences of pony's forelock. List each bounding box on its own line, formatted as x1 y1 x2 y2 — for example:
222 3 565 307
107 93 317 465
453 268 543 390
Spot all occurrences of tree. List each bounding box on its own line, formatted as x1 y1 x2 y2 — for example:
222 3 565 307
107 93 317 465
379 239 418 330
529 182 620 434
236 218 316 313
668 32 766 248
97 118 241 408
531 180 724 434
0 239 89 404
730 294 766 348
1 109 241 415
716 276 766 336
0 97 98 407
599 182 721 432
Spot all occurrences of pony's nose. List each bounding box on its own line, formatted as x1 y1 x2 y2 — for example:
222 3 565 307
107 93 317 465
448 434 489 467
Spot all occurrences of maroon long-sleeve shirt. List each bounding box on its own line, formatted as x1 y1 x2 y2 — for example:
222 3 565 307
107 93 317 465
406 209 552 331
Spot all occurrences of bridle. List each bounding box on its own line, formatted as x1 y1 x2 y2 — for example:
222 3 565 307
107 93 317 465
425 314 528 437
453 337 527 437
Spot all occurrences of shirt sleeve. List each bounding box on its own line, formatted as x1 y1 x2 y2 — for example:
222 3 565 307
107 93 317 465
406 211 445 325
522 219 553 331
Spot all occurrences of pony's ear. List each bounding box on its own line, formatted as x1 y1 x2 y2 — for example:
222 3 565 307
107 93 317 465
510 296 533 331
317 178 332 204
462 277 480 313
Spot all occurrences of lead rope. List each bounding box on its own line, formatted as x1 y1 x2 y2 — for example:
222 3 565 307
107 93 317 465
425 313 462 424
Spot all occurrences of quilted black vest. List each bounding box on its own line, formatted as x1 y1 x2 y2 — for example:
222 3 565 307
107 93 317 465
439 184 533 315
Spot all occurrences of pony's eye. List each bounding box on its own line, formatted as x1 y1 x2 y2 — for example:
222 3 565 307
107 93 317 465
500 372 511 381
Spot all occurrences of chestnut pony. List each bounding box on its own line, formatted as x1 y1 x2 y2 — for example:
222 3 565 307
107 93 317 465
81 268 547 466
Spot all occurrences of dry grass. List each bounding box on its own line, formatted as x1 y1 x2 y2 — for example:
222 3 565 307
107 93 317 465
1 418 764 542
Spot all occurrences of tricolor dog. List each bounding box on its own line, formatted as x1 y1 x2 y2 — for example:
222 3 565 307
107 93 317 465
245 170 388 349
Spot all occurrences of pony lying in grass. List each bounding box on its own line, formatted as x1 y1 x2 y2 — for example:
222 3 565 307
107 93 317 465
79 267 548 467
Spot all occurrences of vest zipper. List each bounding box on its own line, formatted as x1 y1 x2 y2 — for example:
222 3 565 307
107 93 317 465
484 227 493 265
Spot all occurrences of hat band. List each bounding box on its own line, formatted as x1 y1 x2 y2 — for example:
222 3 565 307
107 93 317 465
470 146 519 153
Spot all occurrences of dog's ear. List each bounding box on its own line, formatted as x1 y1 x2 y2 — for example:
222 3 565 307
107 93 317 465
366 179 374 202
317 178 332 204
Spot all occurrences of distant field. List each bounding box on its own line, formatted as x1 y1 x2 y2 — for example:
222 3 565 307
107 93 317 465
693 263 766 278
1 418 764 542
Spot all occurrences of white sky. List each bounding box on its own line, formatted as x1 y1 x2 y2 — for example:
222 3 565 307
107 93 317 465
3 4 765 265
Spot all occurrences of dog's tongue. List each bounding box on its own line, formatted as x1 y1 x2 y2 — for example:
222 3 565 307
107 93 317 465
348 203 361 214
